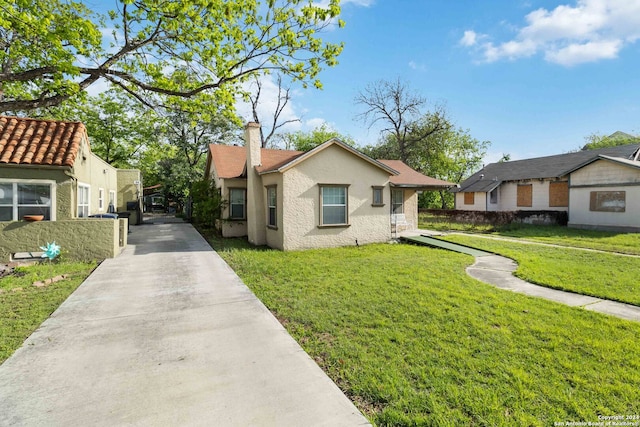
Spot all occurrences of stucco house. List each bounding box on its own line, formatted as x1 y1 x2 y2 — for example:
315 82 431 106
205 122 453 250
454 143 640 231
0 116 142 261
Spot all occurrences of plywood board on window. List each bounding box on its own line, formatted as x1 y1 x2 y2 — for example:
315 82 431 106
464 192 474 205
517 184 532 207
590 191 626 212
549 181 569 207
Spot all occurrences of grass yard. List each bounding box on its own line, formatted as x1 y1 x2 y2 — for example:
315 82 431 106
444 234 640 306
200 230 640 426
487 225 640 255
0 261 96 364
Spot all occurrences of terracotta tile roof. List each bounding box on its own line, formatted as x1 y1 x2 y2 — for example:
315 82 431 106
209 144 303 178
378 159 455 188
0 116 87 167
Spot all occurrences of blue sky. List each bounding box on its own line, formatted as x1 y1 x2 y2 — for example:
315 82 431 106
245 0 640 164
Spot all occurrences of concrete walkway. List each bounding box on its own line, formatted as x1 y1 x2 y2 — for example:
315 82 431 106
401 229 640 323
0 221 370 426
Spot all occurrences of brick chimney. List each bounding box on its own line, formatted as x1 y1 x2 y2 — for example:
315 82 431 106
245 122 266 246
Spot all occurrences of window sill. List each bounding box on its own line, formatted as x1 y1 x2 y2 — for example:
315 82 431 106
317 224 350 229
227 218 246 222
371 203 385 207
267 225 278 230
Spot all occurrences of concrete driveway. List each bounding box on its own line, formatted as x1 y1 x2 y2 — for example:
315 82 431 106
0 220 370 426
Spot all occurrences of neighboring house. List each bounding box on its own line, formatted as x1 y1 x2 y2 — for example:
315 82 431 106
204 122 453 250
454 143 640 231
0 115 142 222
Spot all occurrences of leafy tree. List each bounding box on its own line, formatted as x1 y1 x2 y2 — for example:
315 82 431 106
190 179 227 228
355 78 450 164
278 123 355 151
1 0 345 114
48 89 162 167
582 131 640 150
163 110 241 168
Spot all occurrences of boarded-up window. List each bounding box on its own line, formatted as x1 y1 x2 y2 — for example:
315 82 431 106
464 192 474 205
590 191 626 212
549 181 569 207
517 184 532 207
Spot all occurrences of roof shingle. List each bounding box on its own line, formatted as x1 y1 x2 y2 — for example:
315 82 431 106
457 143 640 192
378 159 454 188
0 116 87 167
209 144 303 178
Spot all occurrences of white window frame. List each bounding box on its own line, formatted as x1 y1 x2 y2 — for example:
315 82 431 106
98 188 105 211
266 186 277 228
78 183 90 218
0 179 56 221
228 188 246 220
319 184 349 227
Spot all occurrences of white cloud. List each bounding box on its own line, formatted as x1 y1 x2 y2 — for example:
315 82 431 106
408 60 426 71
305 117 327 129
463 0 640 66
545 39 622 65
460 30 478 47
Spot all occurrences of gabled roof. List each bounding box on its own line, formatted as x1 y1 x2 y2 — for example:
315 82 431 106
377 160 455 189
457 143 640 192
208 144 303 179
258 138 398 175
0 116 87 167
208 139 455 189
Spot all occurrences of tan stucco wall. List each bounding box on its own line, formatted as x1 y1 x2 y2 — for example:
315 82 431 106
0 166 74 220
0 218 122 262
117 169 142 224
262 173 284 250
218 178 248 238
402 189 419 227
280 144 392 251
569 161 640 231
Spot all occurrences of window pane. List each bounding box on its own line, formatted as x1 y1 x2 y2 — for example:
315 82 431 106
373 188 383 205
323 205 346 224
323 187 345 205
0 206 12 221
18 184 50 205
18 206 50 220
268 188 276 207
0 183 12 204
230 204 244 218
230 189 245 204
269 207 276 226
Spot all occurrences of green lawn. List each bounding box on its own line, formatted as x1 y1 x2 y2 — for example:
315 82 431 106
0 261 96 364
202 233 640 426
418 213 640 255
444 234 640 306
488 225 640 255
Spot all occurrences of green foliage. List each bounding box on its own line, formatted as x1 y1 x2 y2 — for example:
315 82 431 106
209 242 640 426
0 261 96 363
36 89 163 168
582 131 640 150
278 123 355 151
1 0 345 114
191 179 227 228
